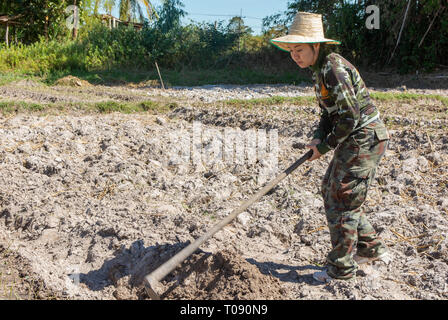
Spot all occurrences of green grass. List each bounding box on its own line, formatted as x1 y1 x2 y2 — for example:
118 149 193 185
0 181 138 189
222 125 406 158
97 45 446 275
225 93 448 110
371 92 448 107
93 100 176 114
0 99 177 115
2 92 447 116
0 101 47 113
0 35 310 86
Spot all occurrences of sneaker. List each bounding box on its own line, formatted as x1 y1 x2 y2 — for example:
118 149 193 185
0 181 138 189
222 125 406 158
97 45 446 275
354 251 392 265
313 270 333 283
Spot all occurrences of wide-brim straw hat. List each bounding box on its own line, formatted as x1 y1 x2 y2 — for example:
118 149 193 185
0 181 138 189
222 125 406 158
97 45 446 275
271 12 341 52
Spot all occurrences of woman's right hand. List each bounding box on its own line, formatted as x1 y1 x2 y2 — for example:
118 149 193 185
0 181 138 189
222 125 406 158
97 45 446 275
306 139 322 162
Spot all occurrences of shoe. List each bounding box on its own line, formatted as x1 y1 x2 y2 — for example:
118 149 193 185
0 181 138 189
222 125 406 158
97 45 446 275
354 251 392 265
313 270 333 283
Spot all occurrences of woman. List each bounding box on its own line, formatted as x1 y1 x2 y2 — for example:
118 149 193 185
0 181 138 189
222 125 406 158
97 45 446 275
271 12 391 282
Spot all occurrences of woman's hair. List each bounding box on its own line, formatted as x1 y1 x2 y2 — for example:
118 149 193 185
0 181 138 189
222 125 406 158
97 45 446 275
309 43 331 60
309 43 329 54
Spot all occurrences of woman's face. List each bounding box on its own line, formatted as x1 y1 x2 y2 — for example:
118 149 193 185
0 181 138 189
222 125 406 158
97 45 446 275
288 43 320 68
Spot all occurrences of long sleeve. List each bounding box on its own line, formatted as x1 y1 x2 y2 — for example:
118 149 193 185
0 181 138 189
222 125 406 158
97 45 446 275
316 62 361 155
313 106 332 141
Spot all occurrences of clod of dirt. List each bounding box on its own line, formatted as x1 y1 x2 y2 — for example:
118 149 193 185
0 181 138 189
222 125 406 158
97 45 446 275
141 249 286 300
54 76 92 87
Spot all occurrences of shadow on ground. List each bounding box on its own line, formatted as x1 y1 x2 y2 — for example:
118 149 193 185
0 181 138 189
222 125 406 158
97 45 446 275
79 240 191 295
246 258 324 286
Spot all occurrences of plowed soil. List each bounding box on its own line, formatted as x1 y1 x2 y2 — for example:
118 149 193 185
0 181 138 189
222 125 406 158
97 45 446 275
0 78 447 300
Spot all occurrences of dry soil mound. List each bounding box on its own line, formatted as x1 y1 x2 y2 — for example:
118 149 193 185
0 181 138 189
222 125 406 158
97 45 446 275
160 249 285 300
54 76 92 87
110 247 285 300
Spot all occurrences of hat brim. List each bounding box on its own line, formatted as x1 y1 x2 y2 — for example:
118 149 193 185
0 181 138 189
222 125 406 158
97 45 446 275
271 37 341 52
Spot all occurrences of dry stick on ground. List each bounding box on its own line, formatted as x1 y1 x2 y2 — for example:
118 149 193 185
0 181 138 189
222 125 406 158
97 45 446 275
390 228 415 246
307 226 326 234
381 276 419 291
388 0 412 65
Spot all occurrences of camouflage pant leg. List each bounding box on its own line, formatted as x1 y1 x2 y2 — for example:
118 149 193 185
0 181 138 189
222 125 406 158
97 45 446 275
356 173 387 258
321 121 389 279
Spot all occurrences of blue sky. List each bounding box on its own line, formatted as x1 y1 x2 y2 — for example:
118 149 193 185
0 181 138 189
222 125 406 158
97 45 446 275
110 0 291 35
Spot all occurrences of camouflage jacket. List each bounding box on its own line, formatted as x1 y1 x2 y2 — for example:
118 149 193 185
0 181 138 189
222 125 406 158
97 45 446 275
309 50 383 155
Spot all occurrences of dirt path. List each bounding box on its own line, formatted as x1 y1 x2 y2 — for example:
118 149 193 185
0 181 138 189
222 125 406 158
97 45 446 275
0 80 447 300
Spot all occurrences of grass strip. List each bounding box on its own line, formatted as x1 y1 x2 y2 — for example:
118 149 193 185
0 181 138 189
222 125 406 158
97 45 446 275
0 92 446 116
0 100 177 115
371 92 448 108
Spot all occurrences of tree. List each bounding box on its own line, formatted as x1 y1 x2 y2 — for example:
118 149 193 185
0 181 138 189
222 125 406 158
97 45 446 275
155 0 186 33
0 0 70 44
103 0 115 15
227 16 253 51
264 0 448 71
118 0 157 22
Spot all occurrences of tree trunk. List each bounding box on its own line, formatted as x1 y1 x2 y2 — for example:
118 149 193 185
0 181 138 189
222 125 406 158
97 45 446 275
44 0 48 42
45 16 49 42
418 5 445 48
5 22 9 47
387 0 412 65
72 0 78 39
94 0 100 15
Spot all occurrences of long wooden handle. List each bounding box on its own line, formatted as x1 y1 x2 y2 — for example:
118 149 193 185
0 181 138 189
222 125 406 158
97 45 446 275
145 150 313 296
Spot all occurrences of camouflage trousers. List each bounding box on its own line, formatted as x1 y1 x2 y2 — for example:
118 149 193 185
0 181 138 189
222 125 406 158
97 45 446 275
321 120 389 279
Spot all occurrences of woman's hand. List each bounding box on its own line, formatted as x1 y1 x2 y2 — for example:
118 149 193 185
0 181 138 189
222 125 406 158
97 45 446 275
306 139 322 162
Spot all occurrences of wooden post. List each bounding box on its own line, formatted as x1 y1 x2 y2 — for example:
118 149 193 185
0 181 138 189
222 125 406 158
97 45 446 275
155 61 165 90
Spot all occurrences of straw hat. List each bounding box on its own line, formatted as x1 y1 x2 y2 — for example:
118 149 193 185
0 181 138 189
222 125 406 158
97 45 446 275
271 12 341 52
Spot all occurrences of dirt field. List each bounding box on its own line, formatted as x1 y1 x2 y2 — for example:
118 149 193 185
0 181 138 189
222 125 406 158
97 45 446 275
0 78 447 300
